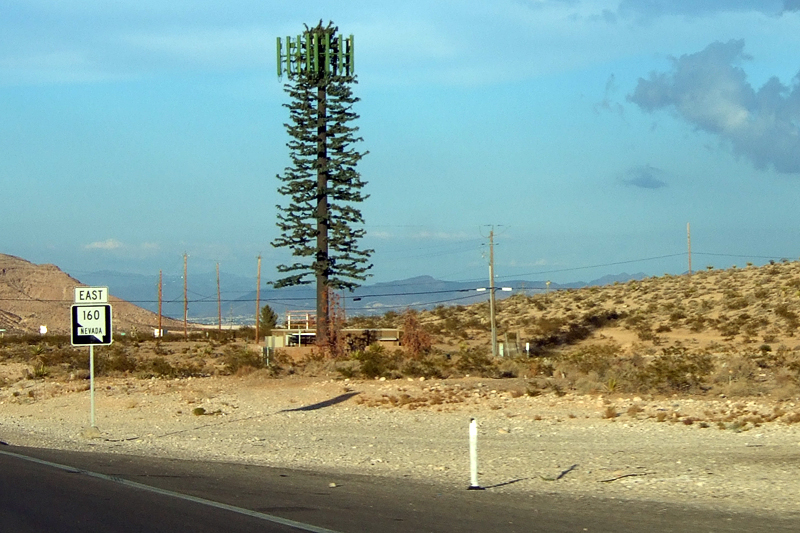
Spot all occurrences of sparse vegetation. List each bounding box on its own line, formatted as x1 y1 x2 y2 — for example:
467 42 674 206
4 260 800 408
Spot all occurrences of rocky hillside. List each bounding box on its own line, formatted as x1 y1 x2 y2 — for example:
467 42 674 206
0 254 181 335
412 260 800 354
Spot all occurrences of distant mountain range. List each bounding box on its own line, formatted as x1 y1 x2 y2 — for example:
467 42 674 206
73 270 647 325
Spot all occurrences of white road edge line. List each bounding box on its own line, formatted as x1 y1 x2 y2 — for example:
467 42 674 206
0 449 343 533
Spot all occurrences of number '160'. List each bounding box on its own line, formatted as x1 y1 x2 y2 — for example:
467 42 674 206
82 309 101 320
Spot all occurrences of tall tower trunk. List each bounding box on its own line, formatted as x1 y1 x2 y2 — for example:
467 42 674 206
316 84 330 344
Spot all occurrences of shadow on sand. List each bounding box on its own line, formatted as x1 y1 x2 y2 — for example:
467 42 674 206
279 392 361 412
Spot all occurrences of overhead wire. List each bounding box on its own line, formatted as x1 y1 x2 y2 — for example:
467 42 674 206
2 250 795 307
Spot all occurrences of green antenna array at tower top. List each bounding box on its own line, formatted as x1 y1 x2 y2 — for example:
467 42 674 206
277 27 354 79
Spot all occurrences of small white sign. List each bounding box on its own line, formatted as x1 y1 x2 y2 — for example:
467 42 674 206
71 304 113 346
76 306 107 342
74 286 109 304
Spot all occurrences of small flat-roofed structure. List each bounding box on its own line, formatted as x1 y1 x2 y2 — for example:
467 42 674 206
264 311 401 350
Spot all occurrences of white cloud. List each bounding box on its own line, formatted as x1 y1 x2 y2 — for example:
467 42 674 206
84 239 123 250
616 0 792 20
413 231 472 240
628 40 800 174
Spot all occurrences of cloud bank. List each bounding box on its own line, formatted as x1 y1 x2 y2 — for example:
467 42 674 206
616 0 800 19
622 165 667 189
84 239 123 250
628 40 800 174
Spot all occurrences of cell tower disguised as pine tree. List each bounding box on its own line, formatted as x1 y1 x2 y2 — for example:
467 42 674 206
273 22 372 345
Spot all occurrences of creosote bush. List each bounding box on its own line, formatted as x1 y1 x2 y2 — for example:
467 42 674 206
222 346 265 375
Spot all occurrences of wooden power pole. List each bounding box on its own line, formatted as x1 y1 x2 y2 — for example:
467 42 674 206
255 255 262 343
216 263 222 333
158 270 162 337
183 253 188 340
687 223 692 276
489 228 498 358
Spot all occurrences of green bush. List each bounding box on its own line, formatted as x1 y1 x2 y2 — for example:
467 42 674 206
222 346 264 375
637 347 713 393
561 343 619 376
454 345 495 376
401 352 449 379
351 344 399 379
137 357 203 379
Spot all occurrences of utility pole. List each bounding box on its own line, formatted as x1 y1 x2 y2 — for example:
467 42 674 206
687 223 692 276
255 255 262 343
489 228 498 358
216 263 222 333
183 253 188 340
158 270 162 337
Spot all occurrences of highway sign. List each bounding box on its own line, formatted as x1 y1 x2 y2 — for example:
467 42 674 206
71 304 113 346
74 287 109 304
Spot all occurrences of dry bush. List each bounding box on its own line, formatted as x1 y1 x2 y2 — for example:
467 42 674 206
338 344 403 379
602 405 618 419
95 345 138 375
561 343 619 376
627 404 644 417
401 352 450 379
401 310 433 358
221 346 265 375
637 347 713 393
454 345 496 376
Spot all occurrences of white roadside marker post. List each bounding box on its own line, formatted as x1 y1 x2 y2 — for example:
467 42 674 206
468 418 484 490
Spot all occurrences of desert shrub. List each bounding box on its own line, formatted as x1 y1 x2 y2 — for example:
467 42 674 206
222 346 264 375
236 326 256 341
454 345 496 376
136 356 203 379
743 317 770 338
723 290 749 310
561 343 619 377
139 357 176 378
713 355 758 385
668 310 687 322
715 315 742 338
496 358 521 378
401 351 450 379
634 323 657 342
775 304 799 333
637 347 713 393
95 346 138 375
27 360 49 379
535 317 566 336
38 346 87 371
754 288 769 299
401 310 433 358
347 344 401 379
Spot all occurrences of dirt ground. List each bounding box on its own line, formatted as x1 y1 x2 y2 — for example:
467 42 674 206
1 372 799 518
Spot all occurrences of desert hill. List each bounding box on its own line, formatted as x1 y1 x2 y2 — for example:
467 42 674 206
366 259 800 397
0 254 182 335
414 259 800 356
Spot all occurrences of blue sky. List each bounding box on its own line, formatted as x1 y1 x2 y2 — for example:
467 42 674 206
3 0 800 288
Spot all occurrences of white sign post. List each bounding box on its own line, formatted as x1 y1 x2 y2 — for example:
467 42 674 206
71 287 112 429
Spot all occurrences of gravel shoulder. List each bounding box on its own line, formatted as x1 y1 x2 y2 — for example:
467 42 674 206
2 373 800 516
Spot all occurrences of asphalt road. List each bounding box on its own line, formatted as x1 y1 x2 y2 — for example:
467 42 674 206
0 444 796 533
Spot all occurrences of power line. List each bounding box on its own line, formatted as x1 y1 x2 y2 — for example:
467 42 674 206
2 250 796 308
494 253 688 279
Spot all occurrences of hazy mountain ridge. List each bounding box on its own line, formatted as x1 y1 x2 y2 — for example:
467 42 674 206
72 268 647 323
0 254 182 334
